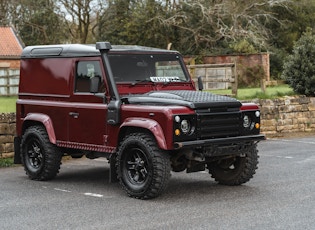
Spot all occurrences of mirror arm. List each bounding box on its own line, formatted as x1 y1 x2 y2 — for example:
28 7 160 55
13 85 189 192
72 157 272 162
197 76 204 91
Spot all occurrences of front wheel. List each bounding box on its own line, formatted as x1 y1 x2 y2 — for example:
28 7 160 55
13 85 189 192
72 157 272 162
207 144 259 185
116 133 171 199
21 126 62 181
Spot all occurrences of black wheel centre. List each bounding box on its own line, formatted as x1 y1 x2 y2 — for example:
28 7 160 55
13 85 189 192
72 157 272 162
26 140 43 169
125 147 149 184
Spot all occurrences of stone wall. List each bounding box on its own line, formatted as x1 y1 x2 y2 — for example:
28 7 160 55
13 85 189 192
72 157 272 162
0 113 15 158
1 95 315 159
251 95 315 136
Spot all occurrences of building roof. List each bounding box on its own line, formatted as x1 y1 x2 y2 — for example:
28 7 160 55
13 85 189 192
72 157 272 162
0 27 24 58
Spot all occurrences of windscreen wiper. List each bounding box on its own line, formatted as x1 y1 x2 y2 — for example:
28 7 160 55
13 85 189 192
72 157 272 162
131 79 154 86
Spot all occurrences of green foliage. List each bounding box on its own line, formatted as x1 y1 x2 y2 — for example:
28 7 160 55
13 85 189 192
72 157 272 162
269 48 287 80
0 157 14 168
281 29 315 96
98 0 173 49
97 0 132 45
16 0 68 45
230 40 257 54
238 66 265 88
266 0 315 80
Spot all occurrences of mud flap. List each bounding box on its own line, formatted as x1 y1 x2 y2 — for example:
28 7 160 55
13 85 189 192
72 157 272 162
109 153 118 183
13 137 21 164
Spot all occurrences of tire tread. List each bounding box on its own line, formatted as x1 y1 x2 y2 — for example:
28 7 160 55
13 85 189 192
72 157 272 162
116 133 171 199
21 126 62 181
208 144 259 185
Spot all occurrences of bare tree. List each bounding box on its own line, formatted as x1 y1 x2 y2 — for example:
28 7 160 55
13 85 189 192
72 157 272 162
58 0 105 43
157 0 291 53
2 0 69 45
0 0 22 27
0 0 9 25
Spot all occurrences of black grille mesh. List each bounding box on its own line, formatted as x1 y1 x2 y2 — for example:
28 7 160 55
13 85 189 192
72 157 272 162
198 112 241 139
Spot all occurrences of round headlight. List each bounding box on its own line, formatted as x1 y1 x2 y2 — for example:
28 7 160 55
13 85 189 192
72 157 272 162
243 115 251 128
181 119 191 134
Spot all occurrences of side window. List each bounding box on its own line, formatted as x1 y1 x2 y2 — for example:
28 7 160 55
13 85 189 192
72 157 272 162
75 61 104 93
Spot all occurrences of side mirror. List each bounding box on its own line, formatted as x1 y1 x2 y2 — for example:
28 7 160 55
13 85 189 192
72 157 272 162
90 77 100 93
197 76 203 91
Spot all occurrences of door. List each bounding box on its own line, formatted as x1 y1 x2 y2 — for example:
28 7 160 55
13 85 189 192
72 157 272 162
68 59 108 146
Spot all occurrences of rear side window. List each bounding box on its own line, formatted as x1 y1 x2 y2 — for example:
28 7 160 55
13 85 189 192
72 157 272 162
75 61 103 93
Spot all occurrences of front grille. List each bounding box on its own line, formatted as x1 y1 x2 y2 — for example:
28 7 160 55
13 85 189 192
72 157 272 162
197 112 241 139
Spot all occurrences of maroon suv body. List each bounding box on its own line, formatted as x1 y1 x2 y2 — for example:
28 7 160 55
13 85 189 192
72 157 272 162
14 42 265 199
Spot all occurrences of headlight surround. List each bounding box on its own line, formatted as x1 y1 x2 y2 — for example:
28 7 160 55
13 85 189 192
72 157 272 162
173 115 196 140
241 110 261 135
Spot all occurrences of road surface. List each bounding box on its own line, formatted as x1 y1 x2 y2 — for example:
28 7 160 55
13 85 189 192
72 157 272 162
0 136 314 229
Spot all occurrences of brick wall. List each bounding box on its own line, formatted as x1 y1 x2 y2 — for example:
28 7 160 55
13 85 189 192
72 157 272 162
1 95 315 159
184 53 270 84
0 60 20 69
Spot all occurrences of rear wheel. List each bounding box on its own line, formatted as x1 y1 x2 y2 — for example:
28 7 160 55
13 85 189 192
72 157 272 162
21 126 62 180
208 144 259 185
116 133 171 199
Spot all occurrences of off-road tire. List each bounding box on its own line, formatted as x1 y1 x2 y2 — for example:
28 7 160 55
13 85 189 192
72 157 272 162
116 133 171 199
207 144 259 185
21 126 62 180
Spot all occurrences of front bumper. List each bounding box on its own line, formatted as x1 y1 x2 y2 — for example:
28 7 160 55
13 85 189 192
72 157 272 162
174 134 266 149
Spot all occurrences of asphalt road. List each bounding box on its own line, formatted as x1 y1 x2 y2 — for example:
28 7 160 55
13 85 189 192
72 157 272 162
1 136 315 230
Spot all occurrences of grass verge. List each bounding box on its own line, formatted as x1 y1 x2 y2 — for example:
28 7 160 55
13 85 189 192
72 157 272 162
0 96 17 113
0 157 14 168
208 84 295 100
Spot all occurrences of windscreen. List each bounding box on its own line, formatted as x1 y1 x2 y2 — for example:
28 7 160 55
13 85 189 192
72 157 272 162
108 54 189 83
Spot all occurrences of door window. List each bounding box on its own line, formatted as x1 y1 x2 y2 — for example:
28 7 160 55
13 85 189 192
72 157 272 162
75 61 104 93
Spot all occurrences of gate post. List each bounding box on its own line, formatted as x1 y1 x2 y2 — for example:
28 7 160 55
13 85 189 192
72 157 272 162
231 62 238 97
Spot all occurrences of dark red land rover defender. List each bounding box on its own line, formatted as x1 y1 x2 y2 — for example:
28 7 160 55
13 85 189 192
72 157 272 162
14 42 265 199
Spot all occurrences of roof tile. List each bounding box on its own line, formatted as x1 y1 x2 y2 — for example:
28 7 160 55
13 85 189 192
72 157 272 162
0 27 24 57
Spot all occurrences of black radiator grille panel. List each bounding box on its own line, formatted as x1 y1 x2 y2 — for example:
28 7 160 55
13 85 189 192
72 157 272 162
198 112 241 139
